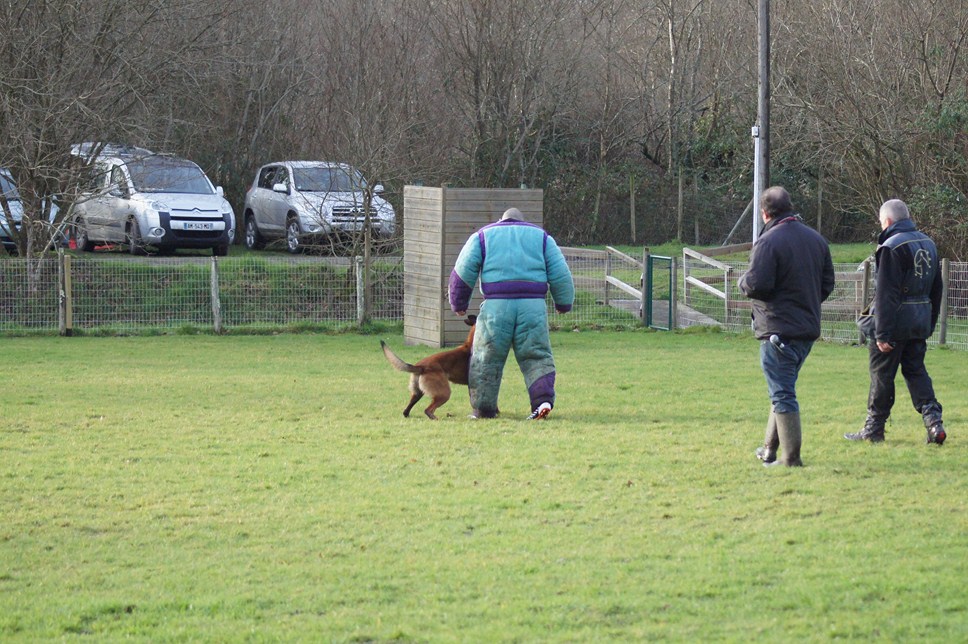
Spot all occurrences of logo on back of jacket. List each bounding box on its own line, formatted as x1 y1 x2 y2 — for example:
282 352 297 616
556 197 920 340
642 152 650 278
914 248 932 279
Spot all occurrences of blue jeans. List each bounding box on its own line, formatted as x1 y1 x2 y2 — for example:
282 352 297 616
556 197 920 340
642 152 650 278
760 337 814 414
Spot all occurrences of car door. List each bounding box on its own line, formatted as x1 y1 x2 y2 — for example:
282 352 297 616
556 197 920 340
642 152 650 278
98 164 132 242
264 166 291 233
77 162 115 240
250 166 273 232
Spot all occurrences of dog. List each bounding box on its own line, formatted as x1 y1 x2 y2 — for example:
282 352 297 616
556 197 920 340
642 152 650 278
381 315 476 420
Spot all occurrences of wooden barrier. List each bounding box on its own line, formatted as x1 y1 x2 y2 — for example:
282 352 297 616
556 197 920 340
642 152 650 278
402 186 543 347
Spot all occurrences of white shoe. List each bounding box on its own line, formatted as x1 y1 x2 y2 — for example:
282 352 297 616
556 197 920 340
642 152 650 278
527 402 552 420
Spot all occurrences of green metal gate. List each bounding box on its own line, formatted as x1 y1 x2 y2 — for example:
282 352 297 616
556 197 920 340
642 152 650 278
645 254 676 330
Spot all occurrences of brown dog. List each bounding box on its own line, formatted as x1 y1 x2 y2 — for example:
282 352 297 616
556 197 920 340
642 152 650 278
381 315 476 419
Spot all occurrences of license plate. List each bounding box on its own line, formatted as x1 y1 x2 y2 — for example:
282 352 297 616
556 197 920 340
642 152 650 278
183 222 213 231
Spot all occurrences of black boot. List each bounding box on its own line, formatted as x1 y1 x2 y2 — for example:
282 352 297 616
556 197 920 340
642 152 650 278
921 403 946 446
845 415 885 442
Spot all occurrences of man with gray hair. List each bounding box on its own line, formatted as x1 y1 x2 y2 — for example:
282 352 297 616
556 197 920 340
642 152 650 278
845 199 947 445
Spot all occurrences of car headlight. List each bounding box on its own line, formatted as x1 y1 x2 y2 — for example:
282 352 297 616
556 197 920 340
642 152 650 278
149 200 170 213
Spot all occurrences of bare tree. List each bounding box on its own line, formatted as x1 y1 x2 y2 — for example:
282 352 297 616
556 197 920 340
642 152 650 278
0 0 232 260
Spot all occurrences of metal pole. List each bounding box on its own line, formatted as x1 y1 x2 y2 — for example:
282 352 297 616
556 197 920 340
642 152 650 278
640 248 649 325
669 258 678 330
753 0 770 243
757 0 770 190
752 126 762 242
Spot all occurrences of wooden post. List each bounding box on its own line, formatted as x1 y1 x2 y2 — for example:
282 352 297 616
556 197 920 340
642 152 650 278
939 258 949 346
604 251 611 308
816 169 824 235
65 255 73 336
57 250 73 336
860 259 871 344
677 168 684 241
210 256 222 334
629 175 636 243
355 255 365 326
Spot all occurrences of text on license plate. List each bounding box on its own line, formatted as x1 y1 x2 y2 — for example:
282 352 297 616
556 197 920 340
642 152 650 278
184 222 213 231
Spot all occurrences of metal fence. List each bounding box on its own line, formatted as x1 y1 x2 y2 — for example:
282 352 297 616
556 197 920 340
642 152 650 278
1 250 965 350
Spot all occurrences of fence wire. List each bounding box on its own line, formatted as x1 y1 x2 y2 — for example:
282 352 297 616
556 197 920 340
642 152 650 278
1 251 966 350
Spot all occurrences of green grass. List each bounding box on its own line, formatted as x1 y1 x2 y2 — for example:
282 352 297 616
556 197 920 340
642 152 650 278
1 331 965 641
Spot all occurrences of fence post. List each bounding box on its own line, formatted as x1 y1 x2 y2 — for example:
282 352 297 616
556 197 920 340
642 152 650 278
682 249 690 307
860 259 871 344
604 251 611 308
57 250 74 336
210 256 222 334
939 258 949 346
640 248 649 325
670 258 678 330
356 255 365 325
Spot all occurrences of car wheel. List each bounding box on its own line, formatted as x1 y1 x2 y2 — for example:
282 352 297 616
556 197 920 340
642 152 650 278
286 217 301 254
244 216 265 250
73 219 95 252
127 219 145 255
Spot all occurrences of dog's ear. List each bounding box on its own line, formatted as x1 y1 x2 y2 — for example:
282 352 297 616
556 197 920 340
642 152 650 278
465 314 477 326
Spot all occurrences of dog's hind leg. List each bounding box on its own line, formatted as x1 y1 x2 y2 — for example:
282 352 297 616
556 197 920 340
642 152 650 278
402 391 424 417
423 391 451 420
403 375 424 417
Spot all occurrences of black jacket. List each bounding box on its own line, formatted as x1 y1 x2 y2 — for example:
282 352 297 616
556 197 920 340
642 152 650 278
739 215 835 341
873 218 943 342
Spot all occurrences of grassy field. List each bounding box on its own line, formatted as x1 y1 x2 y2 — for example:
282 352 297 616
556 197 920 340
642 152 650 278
1 331 965 641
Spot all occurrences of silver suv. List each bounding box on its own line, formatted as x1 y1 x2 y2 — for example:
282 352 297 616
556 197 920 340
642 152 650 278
70 143 236 255
242 161 395 253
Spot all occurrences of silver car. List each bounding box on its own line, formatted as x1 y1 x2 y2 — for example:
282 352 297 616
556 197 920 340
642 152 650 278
242 161 396 253
70 144 236 256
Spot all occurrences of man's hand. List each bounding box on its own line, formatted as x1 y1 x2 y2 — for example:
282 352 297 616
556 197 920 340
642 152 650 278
877 340 894 353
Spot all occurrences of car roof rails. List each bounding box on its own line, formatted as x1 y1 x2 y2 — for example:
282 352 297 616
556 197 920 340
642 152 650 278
70 142 156 160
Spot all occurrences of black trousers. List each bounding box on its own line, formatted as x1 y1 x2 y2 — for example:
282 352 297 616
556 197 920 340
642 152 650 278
867 338 941 422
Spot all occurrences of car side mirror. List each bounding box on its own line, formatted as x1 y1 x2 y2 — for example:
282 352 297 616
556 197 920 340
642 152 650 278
272 183 289 194
216 186 224 197
374 184 385 194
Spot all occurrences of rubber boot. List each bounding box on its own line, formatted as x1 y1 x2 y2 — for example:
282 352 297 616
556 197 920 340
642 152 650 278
766 411 803 467
755 410 778 463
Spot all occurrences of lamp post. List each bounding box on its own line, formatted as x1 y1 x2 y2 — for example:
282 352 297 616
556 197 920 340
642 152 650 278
753 0 770 243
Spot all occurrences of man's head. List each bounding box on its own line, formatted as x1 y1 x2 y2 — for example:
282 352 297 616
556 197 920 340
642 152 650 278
501 207 523 221
759 186 794 221
879 199 910 231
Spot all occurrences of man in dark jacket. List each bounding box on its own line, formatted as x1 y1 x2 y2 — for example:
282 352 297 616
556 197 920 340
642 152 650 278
739 186 835 466
845 199 946 445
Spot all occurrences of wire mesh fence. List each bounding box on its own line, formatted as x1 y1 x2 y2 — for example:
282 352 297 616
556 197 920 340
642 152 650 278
1 250 966 350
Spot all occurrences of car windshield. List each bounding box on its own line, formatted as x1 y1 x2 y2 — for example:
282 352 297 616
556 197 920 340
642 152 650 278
0 172 21 201
126 157 213 194
293 167 365 193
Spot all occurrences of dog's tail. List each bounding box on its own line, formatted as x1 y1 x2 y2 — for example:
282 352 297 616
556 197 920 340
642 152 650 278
381 340 422 374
